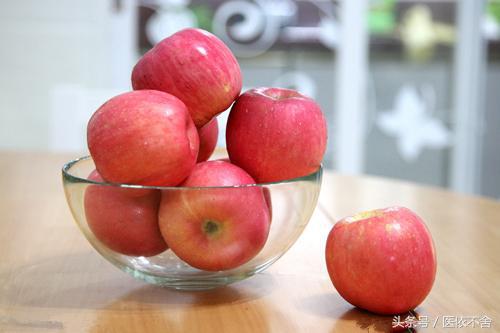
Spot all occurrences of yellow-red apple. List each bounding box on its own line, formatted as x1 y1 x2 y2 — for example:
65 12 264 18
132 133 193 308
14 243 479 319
158 160 271 271
325 206 437 315
84 170 167 257
226 87 327 183
132 28 242 127
197 117 218 162
87 90 199 186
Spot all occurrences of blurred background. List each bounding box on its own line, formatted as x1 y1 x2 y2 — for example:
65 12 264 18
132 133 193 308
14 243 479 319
0 0 498 198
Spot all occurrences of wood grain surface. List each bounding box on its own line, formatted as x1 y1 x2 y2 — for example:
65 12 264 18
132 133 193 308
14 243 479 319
0 151 498 332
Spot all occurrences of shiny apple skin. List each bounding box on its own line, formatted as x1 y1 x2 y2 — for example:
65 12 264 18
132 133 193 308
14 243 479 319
197 117 219 162
84 170 167 257
158 160 271 271
87 90 199 186
226 87 327 183
325 206 437 315
132 28 242 127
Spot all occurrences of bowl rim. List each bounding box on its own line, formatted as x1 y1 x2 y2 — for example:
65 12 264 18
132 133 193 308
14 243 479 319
62 155 323 190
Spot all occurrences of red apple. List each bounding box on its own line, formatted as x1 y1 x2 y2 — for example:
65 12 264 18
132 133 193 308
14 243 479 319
131 28 242 127
197 117 219 162
84 170 167 257
158 160 271 271
214 158 272 218
87 90 199 186
226 87 327 183
325 206 437 315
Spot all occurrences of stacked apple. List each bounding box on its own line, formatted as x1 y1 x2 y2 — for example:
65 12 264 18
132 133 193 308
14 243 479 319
83 28 327 271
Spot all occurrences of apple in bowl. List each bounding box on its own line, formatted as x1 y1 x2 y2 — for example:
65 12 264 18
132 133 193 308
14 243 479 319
197 117 219 162
226 87 327 183
325 206 437 315
132 28 242 128
158 160 271 271
87 90 199 186
84 170 167 257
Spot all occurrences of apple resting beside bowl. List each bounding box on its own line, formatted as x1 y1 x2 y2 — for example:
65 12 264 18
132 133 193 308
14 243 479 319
64 27 436 314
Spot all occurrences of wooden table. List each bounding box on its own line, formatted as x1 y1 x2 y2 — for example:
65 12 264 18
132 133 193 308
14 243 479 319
1 152 499 332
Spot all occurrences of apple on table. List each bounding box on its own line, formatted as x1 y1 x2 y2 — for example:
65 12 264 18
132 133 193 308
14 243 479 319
325 206 437 315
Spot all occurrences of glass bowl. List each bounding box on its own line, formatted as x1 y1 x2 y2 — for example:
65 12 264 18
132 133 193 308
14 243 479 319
62 156 322 290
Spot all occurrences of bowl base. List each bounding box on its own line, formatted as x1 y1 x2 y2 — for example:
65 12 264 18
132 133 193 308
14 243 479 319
120 256 281 290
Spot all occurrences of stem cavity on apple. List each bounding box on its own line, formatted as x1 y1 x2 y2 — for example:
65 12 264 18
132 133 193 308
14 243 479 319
259 87 305 100
226 87 327 183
